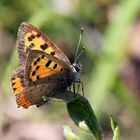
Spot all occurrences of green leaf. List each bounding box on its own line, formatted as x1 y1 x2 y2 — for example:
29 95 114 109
67 96 102 140
109 115 120 140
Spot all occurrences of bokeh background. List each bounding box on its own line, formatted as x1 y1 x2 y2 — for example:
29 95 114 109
1 0 140 139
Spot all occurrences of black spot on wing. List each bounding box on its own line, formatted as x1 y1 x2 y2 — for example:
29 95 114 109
60 68 63 71
45 60 52 67
53 64 57 69
51 51 55 55
29 43 35 48
36 33 41 38
36 66 40 70
12 82 16 86
28 35 35 41
33 61 37 65
13 88 16 91
32 71 36 76
36 58 40 62
41 55 45 59
40 43 48 50
37 75 40 80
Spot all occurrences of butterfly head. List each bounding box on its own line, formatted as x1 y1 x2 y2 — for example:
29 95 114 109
71 62 82 73
71 62 82 81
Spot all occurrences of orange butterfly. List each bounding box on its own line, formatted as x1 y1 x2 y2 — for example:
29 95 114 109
11 22 84 108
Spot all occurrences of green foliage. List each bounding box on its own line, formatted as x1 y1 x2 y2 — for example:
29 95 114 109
110 115 120 140
88 0 140 117
1 0 140 139
67 95 102 140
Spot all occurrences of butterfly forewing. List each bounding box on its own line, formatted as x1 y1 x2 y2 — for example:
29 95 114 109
25 50 70 85
17 22 70 66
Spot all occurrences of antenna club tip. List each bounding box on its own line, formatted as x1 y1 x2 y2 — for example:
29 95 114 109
80 27 84 33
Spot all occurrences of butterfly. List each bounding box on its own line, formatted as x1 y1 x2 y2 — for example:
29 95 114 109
11 22 84 108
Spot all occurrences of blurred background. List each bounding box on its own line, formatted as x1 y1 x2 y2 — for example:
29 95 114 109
0 0 140 139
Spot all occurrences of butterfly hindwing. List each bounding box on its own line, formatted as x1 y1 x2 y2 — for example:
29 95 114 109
11 66 25 95
25 50 70 85
11 66 33 108
16 83 51 108
16 69 71 108
17 22 70 65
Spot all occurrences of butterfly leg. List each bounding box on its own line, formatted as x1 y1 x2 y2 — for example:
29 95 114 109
73 84 75 93
75 80 84 97
77 82 80 93
72 83 77 97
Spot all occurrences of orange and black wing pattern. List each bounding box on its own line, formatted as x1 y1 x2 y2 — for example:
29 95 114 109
11 67 50 108
17 22 70 66
11 67 25 95
11 67 32 108
15 84 50 108
11 22 72 109
25 50 69 85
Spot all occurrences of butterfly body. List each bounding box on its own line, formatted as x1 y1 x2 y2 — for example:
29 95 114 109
11 22 82 108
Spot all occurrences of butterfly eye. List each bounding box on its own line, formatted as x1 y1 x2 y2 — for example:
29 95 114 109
75 66 80 72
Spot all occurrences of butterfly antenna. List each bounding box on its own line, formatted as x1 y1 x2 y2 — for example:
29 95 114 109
74 47 85 63
74 27 84 62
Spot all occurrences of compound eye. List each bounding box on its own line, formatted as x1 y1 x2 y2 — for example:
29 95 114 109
75 66 80 72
